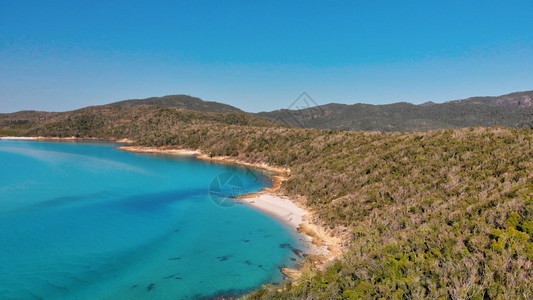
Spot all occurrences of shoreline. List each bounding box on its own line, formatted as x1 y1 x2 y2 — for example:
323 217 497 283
0 136 134 143
117 145 344 280
0 137 344 280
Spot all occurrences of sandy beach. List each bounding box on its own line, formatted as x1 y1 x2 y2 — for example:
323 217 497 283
117 145 344 280
238 193 342 257
117 146 200 155
238 193 344 279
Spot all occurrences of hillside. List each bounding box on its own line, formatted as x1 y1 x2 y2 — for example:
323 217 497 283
1 106 531 299
3 90 533 134
0 110 59 136
0 104 274 139
111 94 243 113
454 91 533 107
257 91 533 131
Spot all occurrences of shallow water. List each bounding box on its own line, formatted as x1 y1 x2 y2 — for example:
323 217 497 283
0 141 302 299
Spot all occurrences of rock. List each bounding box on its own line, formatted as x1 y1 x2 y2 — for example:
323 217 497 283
281 268 302 281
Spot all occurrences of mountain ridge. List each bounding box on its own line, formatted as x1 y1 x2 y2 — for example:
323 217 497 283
2 90 533 133
258 90 533 131
111 94 243 113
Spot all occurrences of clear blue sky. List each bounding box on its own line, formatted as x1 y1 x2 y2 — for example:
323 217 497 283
1 0 533 113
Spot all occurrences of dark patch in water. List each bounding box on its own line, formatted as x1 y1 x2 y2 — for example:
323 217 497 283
120 189 207 212
147 283 155 291
279 243 303 257
31 191 110 210
238 260 252 265
241 239 250 243
168 257 181 260
263 234 272 238
279 243 291 249
277 265 289 275
217 254 233 261
130 284 138 290
290 257 297 262
45 281 68 291
164 273 178 279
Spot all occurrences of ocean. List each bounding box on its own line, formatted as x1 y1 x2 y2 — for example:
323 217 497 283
0 140 301 299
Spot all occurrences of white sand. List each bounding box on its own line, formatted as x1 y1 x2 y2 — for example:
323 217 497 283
117 146 200 155
239 193 331 256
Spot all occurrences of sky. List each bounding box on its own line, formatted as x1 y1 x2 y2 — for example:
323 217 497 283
1 0 533 113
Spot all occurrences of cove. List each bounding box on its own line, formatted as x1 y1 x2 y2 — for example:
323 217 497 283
0 140 302 299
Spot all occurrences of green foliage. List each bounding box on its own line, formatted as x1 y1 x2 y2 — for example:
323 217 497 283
112 94 243 113
0 129 24 136
258 91 533 132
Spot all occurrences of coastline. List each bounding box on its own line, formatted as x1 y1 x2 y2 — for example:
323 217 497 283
0 136 134 143
0 137 344 281
117 145 344 280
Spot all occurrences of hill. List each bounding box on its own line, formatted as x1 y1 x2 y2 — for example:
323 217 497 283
257 91 533 131
18 105 275 141
453 91 533 107
3 90 533 134
111 94 243 113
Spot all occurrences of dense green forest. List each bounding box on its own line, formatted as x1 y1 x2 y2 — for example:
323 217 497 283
112 94 244 113
258 91 533 132
1 105 532 299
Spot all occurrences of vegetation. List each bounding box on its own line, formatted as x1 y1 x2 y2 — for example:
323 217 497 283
111 94 243 113
2 90 533 133
1 104 532 299
258 90 533 131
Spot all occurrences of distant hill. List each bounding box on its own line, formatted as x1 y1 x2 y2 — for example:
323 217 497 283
451 91 533 107
2 90 533 134
257 90 533 131
112 94 243 113
0 95 247 136
418 101 436 106
0 104 277 139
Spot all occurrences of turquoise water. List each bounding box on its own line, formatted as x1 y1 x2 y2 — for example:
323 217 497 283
0 141 302 299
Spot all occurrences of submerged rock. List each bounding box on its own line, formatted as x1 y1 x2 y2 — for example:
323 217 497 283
147 283 155 291
217 254 233 261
